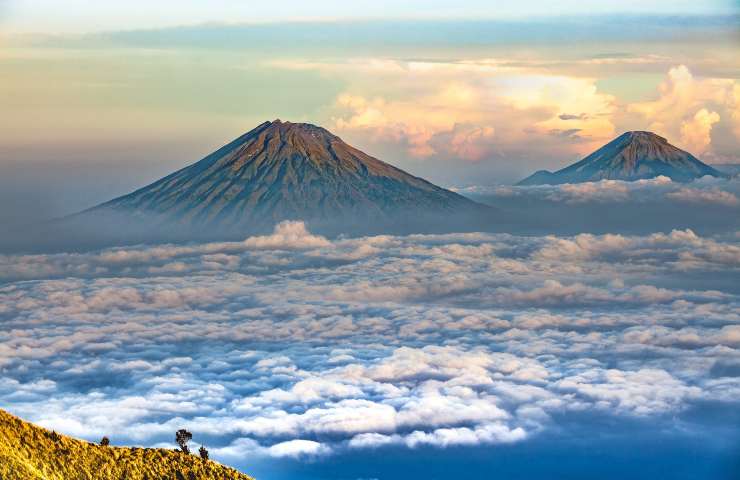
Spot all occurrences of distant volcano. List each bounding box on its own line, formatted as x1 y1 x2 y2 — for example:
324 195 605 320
518 131 723 185
86 120 488 234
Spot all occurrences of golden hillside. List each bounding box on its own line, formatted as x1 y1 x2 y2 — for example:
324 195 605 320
0 409 254 480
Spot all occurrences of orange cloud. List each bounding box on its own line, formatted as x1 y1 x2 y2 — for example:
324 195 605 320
330 61 617 162
629 65 738 155
680 108 721 155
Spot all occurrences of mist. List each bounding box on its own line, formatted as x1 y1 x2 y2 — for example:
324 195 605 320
3 175 738 255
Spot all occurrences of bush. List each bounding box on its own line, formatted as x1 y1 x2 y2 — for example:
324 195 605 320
100 436 110 447
198 445 209 460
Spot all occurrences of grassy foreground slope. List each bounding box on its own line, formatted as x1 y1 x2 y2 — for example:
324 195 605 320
0 409 253 480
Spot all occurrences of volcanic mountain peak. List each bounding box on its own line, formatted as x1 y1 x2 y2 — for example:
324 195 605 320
86 120 489 237
240 119 339 163
517 130 723 185
620 130 668 142
215 119 417 180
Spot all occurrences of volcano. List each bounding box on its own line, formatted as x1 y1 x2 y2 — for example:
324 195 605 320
518 131 723 185
85 120 488 235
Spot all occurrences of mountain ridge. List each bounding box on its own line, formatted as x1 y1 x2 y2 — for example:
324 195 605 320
0 408 252 480
518 131 723 185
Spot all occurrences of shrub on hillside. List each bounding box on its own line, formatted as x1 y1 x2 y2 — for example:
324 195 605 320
175 429 192 454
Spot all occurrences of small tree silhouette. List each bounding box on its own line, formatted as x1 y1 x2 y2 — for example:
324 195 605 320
175 429 192 454
100 436 110 446
198 445 209 460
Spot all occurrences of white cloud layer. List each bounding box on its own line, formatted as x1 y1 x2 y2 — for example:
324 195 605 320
459 176 740 206
1 220 738 465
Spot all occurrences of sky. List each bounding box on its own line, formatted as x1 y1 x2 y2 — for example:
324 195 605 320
1 2 739 223
2 0 737 34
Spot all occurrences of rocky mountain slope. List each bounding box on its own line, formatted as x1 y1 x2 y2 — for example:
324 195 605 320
0 409 252 480
89 120 486 232
518 131 723 185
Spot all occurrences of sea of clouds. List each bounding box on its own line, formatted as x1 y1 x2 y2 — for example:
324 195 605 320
458 175 740 207
458 176 740 238
2 216 739 470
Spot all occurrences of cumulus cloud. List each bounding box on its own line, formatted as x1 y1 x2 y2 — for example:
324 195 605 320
0 221 738 471
404 423 526 447
546 180 632 203
460 175 695 204
666 186 739 207
242 220 332 249
555 368 701 416
458 177 740 238
680 108 721 154
325 59 617 164
333 90 500 160
629 65 739 156
349 423 527 449
267 439 331 458
270 58 740 177
432 123 496 162
492 176 740 205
